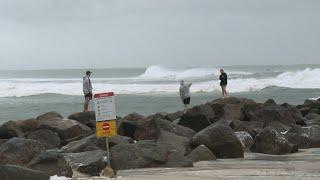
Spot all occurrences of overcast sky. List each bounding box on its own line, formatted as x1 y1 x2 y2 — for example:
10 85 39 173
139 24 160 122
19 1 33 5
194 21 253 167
0 0 319 70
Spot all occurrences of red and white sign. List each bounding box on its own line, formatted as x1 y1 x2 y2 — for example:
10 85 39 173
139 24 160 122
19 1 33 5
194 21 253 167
102 123 110 131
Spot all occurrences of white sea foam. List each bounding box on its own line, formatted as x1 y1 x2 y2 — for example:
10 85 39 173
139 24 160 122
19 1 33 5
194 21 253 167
50 175 70 180
309 96 320 100
0 68 319 97
137 65 251 80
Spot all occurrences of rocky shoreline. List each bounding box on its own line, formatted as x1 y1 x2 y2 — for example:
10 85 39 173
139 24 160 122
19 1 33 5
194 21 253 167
0 97 320 179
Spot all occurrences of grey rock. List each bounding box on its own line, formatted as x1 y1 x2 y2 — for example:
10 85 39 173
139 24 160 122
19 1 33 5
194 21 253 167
191 122 244 158
0 138 45 165
0 164 49 180
0 121 24 139
188 145 216 162
37 118 92 140
27 129 61 149
64 150 108 176
36 111 63 120
68 111 96 129
254 127 296 155
178 103 215 132
235 131 254 152
110 141 192 171
28 150 73 177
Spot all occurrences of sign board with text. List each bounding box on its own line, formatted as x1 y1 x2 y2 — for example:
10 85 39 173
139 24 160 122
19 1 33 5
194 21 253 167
94 92 117 138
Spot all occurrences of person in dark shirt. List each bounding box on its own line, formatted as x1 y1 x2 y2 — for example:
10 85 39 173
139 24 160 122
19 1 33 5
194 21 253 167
219 69 228 97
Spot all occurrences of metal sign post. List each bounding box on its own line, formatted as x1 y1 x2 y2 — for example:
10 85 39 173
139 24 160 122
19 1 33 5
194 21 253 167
94 92 117 174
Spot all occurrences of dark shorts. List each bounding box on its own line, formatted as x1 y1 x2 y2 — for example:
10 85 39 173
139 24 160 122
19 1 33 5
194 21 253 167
84 93 93 101
220 83 227 87
183 97 191 105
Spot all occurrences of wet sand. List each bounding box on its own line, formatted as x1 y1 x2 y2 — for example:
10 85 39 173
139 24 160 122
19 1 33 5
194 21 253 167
75 148 320 180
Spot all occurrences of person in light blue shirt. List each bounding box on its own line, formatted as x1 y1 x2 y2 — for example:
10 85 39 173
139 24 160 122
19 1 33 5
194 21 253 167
83 70 93 112
179 80 192 113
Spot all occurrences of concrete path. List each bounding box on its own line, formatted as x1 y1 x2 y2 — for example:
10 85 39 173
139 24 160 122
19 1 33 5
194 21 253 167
75 148 320 180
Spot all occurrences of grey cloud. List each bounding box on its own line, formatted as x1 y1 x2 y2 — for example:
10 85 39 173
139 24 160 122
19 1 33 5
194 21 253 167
0 0 319 69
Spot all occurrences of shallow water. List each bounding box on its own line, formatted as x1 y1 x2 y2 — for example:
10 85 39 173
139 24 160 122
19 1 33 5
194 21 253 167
1 86 320 123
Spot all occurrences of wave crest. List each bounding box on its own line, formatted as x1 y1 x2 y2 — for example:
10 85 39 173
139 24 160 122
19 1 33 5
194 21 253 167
0 67 319 97
137 65 250 80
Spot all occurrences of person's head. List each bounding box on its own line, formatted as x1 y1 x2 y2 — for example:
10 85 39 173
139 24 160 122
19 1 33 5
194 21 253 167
220 69 224 74
180 80 185 86
86 70 92 77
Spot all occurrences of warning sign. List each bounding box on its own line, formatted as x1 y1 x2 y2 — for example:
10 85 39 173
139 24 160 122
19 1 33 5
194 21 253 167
96 120 117 138
94 92 117 138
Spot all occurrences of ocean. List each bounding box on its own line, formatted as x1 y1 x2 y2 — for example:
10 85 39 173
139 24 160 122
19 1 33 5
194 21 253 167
0 65 320 123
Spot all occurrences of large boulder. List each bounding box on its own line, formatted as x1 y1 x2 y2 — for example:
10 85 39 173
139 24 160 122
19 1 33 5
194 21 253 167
0 121 24 139
36 111 63 120
0 164 50 180
133 118 196 141
117 113 147 138
210 97 256 118
211 97 256 106
229 120 264 138
305 118 320 126
254 127 297 155
15 118 38 135
157 129 190 155
165 151 193 168
147 111 184 122
284 126 312 149
110 141 192 171
61 134 103 153
242 103 300 126
37 118 92 140
221 104 245 122
281 103 306 125
155 118 196 138
133 118 160 140
27 129 61 149
108 135 134 146
264 121 290 133
27 150 73 177
264 99 277 105
68 111 96 129
0 138 45 165
61 134 133 153
191 122 244 158
0 139 8 146
178 103 215 132
166 111 184 121
63 150 108 176
301 125 320 147
147 112 168 120
187 145 216 162
235 131 254 152
296 99 320 116
305 113 320 120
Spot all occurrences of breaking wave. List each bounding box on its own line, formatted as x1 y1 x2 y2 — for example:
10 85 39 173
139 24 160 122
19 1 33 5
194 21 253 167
0 67 320 97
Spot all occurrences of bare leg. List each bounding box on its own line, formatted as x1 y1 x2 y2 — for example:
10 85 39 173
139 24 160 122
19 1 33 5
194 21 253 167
183 104 188 113
224 85 228 97
221 86 225 97
83 100 89 112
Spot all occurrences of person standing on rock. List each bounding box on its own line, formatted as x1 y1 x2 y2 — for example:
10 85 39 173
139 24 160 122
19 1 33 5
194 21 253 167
219 69 228 97
83 70 93 112
180 80 192 113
